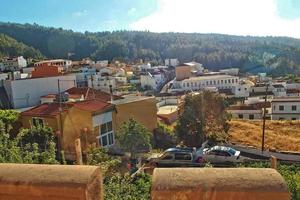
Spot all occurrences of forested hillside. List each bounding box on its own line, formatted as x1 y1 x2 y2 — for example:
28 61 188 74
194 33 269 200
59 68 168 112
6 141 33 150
1 22 300 76
0 33 43 59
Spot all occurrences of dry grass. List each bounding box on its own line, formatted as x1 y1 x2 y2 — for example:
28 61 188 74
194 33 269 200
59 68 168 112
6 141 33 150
229 120 300 152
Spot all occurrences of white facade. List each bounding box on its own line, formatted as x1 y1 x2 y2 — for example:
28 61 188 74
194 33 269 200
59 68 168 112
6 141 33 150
88 74 116 92
228 109 262 120
271 97 300 120
219 68 239 76
165 58 179 67
92 111 114 147
34 59 72 70
232 84 251 97
0 56 27 71
141 72 165 91
4 75 76 109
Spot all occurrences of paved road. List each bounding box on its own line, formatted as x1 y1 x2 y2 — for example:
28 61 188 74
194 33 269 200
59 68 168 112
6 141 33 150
227 144 300 163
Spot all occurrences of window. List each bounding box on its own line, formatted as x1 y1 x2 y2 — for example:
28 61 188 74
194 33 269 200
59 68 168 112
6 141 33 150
98 121 114 147
32 117 44 127
238 88 241 91
279 105 284 111
213 80 216 85
162 153 173 160
191 82 193 87
228 79 231 83
249 114 254 120
183 83 185 87
232 79 234 83
221 80 223 84
210 80 212 85
238 114 243 119
292 118 297 120
279 117 285 120
175 153 192 160
225 80 227 84
217 80 220 84
292 105 297 111
206 81 208 85
244 88 247 90
187 83 190 87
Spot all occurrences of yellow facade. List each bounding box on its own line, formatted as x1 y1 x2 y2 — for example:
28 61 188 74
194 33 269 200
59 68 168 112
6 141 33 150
21 107 116 160
115 97 157 132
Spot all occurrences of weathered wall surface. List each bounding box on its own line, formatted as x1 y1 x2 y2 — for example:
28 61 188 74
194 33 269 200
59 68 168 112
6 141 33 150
0 164 103 200
152 168 290 200
115 98 157 132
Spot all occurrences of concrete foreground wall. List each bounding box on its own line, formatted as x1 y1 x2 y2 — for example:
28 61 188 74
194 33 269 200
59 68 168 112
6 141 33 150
151 168 290 200
0 164 103 200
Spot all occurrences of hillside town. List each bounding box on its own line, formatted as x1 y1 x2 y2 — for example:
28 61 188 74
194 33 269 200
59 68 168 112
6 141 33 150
1 55 300 199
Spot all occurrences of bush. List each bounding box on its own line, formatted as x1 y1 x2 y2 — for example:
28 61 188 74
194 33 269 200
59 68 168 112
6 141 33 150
87 147 121 177
104 173 151 200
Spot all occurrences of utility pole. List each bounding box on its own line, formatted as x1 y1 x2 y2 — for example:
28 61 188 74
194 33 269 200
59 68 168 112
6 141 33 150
261 83 269 153
57 79 63 160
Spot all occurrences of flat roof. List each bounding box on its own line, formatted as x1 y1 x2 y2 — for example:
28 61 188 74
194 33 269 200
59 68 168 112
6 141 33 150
272 97 300 102
157 105 178 115
182 74 237 81
112 94 154 105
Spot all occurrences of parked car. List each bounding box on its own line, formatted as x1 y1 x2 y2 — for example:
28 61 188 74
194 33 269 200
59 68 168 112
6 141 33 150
201 146 241 166
147 147 204 167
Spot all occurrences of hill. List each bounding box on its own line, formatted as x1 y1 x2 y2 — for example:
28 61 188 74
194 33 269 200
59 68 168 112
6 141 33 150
0 22 300 76
229 120 300 152
0 33 44 59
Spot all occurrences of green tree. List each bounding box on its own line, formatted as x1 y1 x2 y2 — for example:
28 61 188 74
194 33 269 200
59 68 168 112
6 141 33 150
104 173 151 200
116 118 152 157
87 147 121 176
0 110 19 133
175 91 230 146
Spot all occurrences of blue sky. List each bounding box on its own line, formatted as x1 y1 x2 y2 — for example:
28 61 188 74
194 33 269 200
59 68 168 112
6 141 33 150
1 0 300 38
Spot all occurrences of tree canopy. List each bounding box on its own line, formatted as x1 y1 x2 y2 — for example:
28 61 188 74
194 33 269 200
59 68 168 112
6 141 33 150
116 118 152 156
1 22 300 76
175 91 230 146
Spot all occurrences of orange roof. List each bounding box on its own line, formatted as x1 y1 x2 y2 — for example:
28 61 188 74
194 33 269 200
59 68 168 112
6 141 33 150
65 87 123 102
72 100 113 112
21 103 68 117
21 100 113 117
40 94 57 98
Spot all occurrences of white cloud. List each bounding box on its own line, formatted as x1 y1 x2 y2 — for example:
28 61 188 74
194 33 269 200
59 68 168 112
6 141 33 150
129 0 300 38
73 10 88 17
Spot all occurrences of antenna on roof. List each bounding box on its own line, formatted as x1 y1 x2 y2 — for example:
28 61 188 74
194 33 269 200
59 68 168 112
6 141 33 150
109 84 113 103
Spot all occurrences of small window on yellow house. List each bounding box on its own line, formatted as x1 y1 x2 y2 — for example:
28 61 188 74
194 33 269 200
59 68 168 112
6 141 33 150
98 121 114 147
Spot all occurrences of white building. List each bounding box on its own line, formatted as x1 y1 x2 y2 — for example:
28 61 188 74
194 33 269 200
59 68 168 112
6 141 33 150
0 56 27 71
3 75 76 109
184 62 204 74
228 105 262 120
88 74 116 92
171 74 250 97
271 97 300 120
141 71 166 91
219 68 239 76
165 58 179 67
34 59 72 70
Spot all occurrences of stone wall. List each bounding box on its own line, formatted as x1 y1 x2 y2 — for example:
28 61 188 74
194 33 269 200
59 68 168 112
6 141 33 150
151 168 290 200
0 164 102 200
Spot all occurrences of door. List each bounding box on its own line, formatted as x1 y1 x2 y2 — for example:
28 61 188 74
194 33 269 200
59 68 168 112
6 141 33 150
173 152 193 167
157 152 174 167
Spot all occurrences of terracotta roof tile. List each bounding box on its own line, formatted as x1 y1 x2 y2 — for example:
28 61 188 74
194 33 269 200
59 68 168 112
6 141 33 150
21 103 70 117
72 100 113 112
65 87 123 102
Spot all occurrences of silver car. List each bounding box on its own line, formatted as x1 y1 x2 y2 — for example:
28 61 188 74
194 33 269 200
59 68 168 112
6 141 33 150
202 146 241 166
